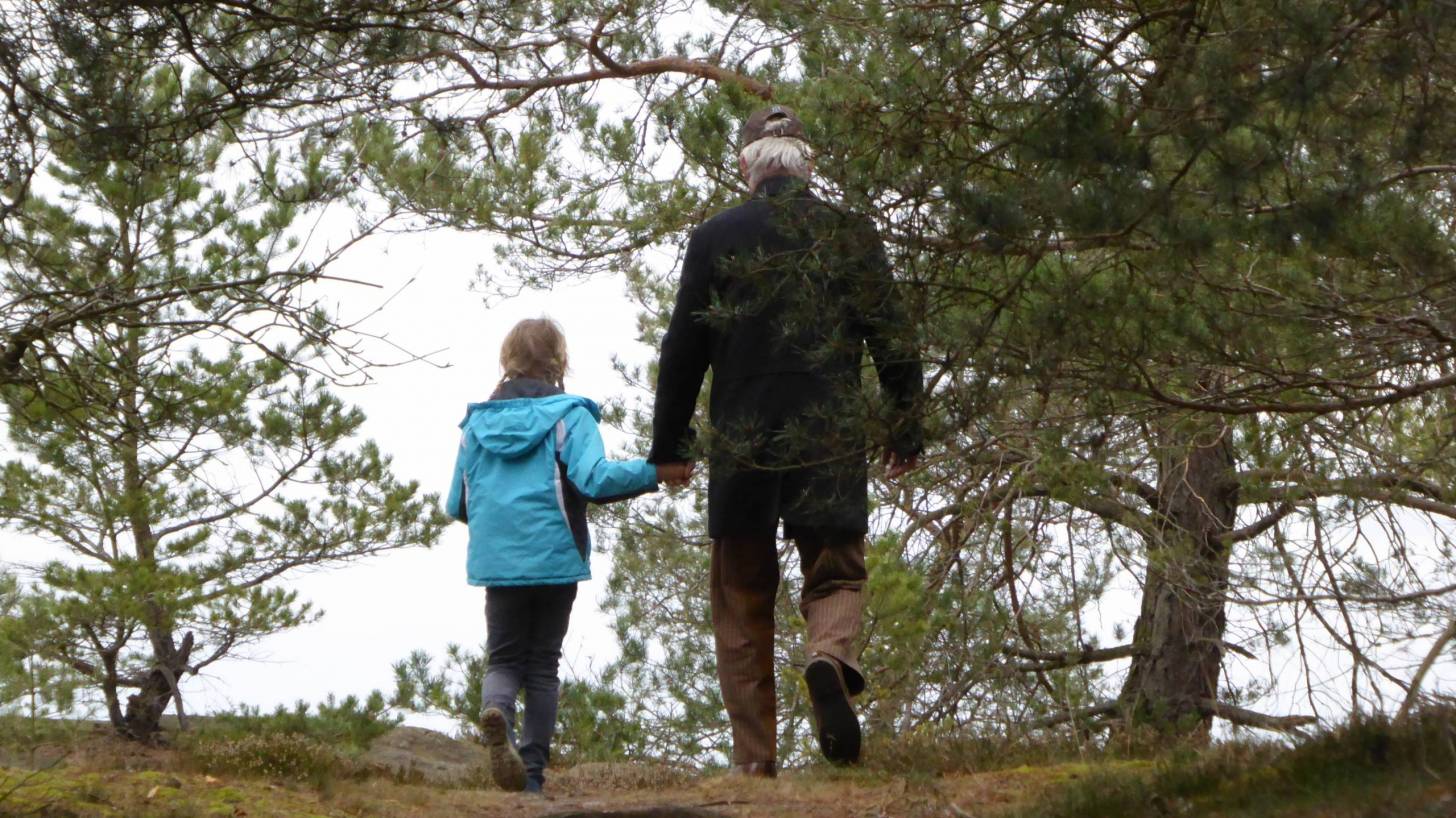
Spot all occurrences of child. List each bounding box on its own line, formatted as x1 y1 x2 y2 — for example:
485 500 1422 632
445 317 689 794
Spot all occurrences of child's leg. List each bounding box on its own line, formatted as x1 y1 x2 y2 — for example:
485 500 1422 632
518 582 578 786
481 586 531 742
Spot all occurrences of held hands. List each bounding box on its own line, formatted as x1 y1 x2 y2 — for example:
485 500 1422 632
655 461 696 488
882 449 918 480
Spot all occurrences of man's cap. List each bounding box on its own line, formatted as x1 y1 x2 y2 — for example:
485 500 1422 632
739 105 808 148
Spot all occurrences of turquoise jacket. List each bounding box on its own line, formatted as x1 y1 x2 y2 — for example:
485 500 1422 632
446 378 658 587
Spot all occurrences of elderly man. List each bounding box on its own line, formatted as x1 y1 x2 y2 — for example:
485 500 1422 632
649 106 925 773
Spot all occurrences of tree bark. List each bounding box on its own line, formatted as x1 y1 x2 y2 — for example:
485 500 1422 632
1118 417 1238 739
122 630 194 741
99 651 127 733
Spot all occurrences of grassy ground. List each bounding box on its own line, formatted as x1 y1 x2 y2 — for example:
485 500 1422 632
0 710 1451 817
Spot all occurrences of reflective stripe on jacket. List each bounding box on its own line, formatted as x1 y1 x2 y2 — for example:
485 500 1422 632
446 378 657 587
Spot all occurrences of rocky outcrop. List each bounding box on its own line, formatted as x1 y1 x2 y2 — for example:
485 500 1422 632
362 725 489 786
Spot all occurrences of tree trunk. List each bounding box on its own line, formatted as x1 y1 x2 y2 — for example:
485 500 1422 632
121 630 193 741
1118 418 1238 740
122 669 172 741
99 654 127 734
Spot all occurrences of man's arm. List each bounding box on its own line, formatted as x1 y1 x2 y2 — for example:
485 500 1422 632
854 218 925 464
649 228 713 464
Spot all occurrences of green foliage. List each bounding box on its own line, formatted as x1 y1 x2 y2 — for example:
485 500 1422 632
0 53 446 740
0 570 85 751
181 693 397 789
862 724 1101 778
5 0 1455 754
201 693 400 755
182 731 361 784
1008 708 1456 818
471 0 1456 743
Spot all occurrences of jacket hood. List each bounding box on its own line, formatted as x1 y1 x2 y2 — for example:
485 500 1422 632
461 392 601 458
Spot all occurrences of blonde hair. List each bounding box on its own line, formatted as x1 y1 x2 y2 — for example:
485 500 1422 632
740 135 814 191
499 317 569 387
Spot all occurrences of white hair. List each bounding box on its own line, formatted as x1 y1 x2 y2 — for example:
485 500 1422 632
739 136 814 191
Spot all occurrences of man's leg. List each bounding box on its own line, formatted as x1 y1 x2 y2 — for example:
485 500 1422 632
518 582 578 791
710 535 780 772
795 533 868 691
795 532 867 763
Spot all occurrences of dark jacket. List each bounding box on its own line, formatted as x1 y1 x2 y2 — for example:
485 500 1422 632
649 176 924 540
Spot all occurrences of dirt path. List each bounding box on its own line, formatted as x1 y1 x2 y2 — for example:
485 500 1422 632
0 762 1068 818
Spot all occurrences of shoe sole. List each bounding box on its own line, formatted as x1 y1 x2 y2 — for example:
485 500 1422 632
481 708 528 791
805 660 861 764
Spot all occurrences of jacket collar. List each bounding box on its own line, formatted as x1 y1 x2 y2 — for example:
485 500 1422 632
489 377 563 401
753 174 809 199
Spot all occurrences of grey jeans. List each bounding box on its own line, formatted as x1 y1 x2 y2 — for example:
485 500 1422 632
480 582 578 784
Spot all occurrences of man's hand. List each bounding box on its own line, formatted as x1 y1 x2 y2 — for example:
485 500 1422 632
882 450 918 480
656 461 696 488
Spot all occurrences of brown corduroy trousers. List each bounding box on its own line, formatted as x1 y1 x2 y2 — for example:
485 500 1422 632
710 533 868 766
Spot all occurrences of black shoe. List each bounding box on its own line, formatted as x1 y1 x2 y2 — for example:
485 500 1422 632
524 777 545 796
804 656 860 764
481 707 528 791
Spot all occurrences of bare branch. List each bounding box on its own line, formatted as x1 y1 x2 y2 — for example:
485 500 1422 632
1220 502 1298 544
1200 699 1317 734
430 48 773 99
1004 643 1142 672
1025 700 1120 730
1397 616 1456 722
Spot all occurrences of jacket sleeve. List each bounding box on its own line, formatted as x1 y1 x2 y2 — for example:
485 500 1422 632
445 431 469 522
559 407 659 503
853 218 926 458
648 227 713 463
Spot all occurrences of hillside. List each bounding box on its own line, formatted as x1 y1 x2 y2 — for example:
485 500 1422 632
2 713 1452 818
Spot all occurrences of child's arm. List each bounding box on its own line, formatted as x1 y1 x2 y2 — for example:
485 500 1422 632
445 432 469 522
558 407 660 503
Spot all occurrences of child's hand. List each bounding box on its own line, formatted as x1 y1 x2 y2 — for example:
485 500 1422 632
655 461 695 488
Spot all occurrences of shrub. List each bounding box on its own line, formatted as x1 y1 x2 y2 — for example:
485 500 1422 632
185 731 360 783
1007 707 1456 818
203 692 399 754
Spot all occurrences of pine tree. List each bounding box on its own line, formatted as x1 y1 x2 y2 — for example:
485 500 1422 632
0 61 446 741
367 0 1456 742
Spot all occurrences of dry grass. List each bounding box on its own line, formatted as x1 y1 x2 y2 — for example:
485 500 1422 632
2 710 1453 817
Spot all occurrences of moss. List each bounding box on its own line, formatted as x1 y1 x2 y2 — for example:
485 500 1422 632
4 714 1451 818
1002 708 1456 818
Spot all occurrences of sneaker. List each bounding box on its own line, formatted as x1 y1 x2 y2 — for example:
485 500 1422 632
481 707 528 791
804 655 861 764
524 777 544 796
